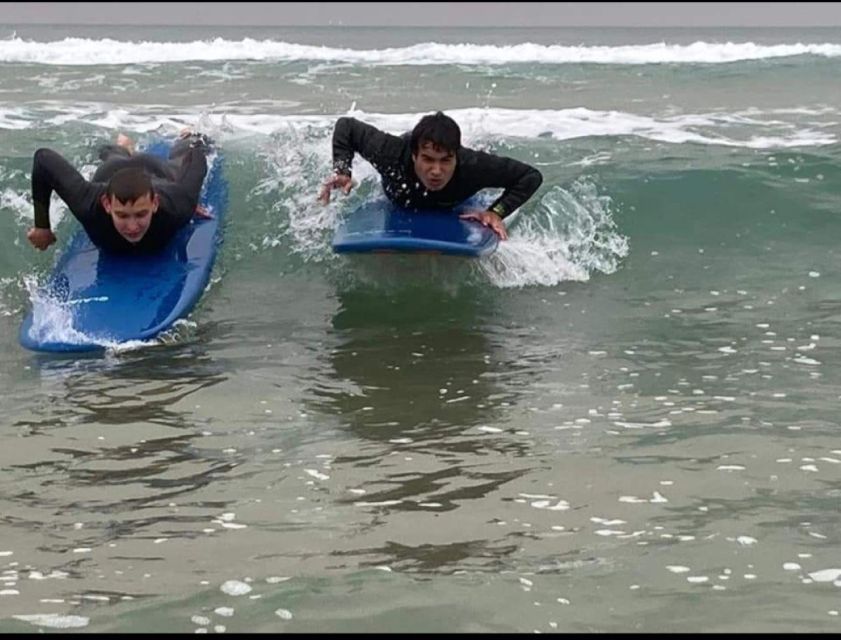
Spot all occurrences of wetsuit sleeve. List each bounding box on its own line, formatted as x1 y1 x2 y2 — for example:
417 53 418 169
31 148 101 229
471 151 543 218
331 117 404 176
155 147 209 232
171 146 208 206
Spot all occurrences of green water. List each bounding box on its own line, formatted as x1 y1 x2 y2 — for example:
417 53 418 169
1 25 841 633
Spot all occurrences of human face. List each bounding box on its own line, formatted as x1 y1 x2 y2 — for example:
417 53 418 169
412 142 456 191
101 192 159 244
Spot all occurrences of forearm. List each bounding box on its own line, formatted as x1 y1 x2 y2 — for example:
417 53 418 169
175 148 209 204
489 164 543 218
331 117 357 176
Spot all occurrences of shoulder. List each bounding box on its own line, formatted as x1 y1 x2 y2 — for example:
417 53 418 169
460 146 536 171
33 147 65 162
336 116 375 130
456 146 494 169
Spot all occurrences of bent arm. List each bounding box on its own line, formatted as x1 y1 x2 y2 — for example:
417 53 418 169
155 148 210 231
172 147 209 205
473 151 543 218
331 117 404 176
31 148 101 229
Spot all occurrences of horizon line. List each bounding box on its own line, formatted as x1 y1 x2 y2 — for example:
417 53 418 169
3 23 841 29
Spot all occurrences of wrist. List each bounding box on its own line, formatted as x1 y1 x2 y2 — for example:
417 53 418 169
489 203 507 217
333 158 352 177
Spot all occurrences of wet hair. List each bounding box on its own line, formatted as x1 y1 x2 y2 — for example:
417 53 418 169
106 168 155 204
410 111 461 155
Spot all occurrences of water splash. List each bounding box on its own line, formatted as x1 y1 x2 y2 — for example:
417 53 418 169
257 121 372 263
23 274 95 346
480 179 629 288
22 275 164 352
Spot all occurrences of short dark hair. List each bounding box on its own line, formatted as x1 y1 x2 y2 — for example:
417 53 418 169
106 168 155 204
410 111 461 155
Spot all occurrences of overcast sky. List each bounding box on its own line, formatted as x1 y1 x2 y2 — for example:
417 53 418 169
1 2 841 27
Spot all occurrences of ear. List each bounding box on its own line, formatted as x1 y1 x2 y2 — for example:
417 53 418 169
100 193 113 214
150 193 160 213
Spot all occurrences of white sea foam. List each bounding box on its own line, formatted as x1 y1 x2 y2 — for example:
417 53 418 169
1 37 840 66
220 580 252 596
480 233 591 288
12 614 89 629
2 105 831 149
478 178 629 288
0 189 33 221
22 275 97 347
21 274 166 352
808 569 841 583
0 110 31 130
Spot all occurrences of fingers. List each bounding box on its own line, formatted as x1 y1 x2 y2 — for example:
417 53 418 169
28 238 49 250
459 212 488 224
488 217 508 240
319 175 352 204
317 185 331 204
27 228 56 250
459 212 508 240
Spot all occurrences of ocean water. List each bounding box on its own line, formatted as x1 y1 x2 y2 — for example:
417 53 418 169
1 24 841 632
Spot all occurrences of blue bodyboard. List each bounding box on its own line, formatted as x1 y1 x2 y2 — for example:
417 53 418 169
19 139 227 353
332 198 499 257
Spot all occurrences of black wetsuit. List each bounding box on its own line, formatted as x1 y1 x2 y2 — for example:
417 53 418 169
331 117 543 217
31 136 209 254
